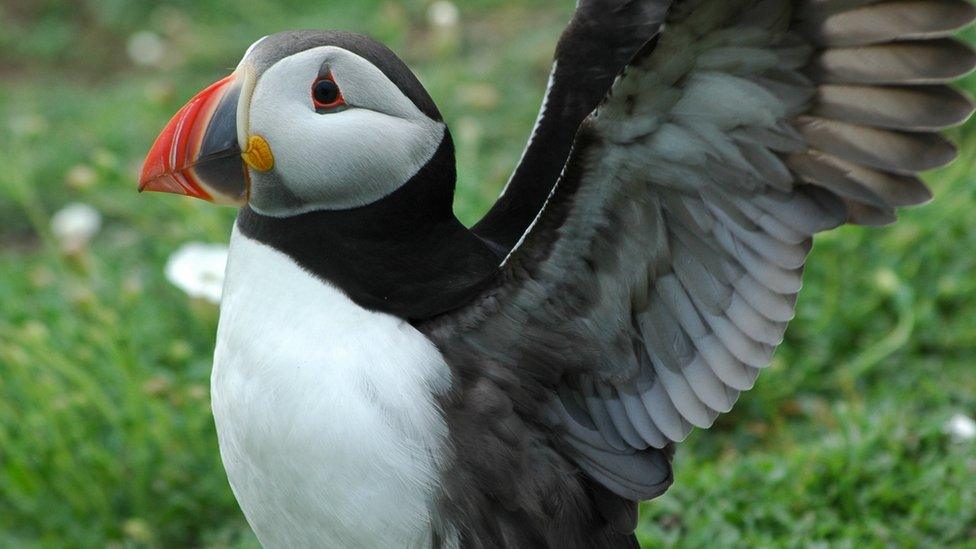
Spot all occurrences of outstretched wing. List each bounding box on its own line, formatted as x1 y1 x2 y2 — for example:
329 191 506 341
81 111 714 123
426 0 976 502
473 0 672 249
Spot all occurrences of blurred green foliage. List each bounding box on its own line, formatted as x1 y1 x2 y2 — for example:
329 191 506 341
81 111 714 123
0 1 974 547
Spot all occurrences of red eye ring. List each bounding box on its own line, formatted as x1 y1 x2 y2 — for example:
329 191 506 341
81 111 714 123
311 74 345 111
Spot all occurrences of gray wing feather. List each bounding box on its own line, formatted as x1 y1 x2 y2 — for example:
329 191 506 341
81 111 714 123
813 84 974 131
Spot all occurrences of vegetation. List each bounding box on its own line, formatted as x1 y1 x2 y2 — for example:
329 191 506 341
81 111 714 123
1 1 974 546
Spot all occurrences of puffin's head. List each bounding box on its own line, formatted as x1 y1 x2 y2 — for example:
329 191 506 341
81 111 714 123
139 30 447 216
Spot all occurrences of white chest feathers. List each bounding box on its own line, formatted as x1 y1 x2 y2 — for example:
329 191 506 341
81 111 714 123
212 227 456 548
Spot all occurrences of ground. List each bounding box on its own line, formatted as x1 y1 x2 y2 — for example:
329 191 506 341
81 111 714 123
0 1 974 547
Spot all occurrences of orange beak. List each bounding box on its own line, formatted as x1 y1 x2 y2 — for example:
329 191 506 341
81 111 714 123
139 73 248 205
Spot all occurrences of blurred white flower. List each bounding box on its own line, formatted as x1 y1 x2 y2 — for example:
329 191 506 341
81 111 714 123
944 413 976 443
428 1 460 28
873 268 899 295
65 164 98 190
50 203 102 253
8 113 48 137
127 31 166 67
165 243 228 304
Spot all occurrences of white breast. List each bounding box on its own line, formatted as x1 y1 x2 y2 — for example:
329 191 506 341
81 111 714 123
212 226 456 548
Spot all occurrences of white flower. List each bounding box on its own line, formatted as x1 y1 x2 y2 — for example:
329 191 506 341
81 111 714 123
873 268 899 295
944 413 976 443
8 113 48 137
165 242 229 304
66 164 98 190
427 1 460 28
127 31 165 67
50 203 102 253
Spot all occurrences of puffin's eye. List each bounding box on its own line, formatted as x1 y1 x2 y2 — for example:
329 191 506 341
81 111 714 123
312 76 345 111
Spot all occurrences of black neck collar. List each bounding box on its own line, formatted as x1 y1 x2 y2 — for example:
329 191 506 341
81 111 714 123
236 135 501 321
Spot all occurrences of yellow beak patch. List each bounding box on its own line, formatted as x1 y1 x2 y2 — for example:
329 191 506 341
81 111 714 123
242 135 275 172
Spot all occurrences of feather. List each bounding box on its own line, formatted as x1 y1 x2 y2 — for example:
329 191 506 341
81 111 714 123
580 376 631 452
800 0 976 46
731 124 808 153
808 39 976 85
735 138 795 191
707 200 813 269
845 200 899 226
640 378 690 442
671 242 733 315
696 46 782 74
682 355 736 413
616 374 669 449
724 192 811 244
656 274 709 339
731 271 797 322
693 333 758 391
638 299 696 371
727 292 788 346
787 151 890 207
814 84 975 131
682 120 756 173
753 188 846 234
673 71 785 129
795 116 958 173
595 381 650 449
648 348 718 428
669 222 738 284
569 445 672 501
692 294 776 368
713 224 804 294
812 154 933 206
550 387 626 452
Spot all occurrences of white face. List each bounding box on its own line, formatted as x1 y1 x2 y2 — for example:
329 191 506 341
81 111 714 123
238 45 446 216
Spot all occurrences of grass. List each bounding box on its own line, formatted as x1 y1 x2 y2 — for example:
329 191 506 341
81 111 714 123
1 1 974 547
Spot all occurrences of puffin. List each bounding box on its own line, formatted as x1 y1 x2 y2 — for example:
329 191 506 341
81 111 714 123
139 1 976 547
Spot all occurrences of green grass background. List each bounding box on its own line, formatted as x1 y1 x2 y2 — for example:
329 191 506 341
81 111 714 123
1 1 975 547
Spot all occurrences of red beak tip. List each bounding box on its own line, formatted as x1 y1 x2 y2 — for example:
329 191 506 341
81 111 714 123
139 73 239 204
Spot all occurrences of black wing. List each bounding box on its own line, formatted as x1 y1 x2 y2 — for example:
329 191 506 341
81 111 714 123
427 0 975 528
473 0 673 249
